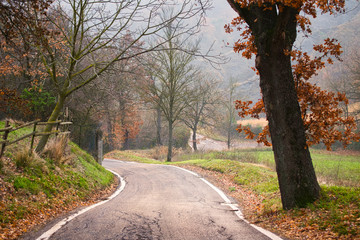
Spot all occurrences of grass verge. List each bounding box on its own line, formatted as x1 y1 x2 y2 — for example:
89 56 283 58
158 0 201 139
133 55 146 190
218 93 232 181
0 121 116 240
105 150 160 164
177 148 360 187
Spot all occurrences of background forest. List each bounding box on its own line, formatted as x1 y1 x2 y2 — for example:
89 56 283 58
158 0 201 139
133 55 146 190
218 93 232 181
1 0 360 155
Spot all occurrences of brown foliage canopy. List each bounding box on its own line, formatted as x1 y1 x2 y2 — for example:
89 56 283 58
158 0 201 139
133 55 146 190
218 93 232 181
0 0 53 44
226 0 359 149
0 0 53 119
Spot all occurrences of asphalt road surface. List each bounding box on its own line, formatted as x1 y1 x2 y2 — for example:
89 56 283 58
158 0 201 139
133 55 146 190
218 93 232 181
32 159 277 240
190 133 260 151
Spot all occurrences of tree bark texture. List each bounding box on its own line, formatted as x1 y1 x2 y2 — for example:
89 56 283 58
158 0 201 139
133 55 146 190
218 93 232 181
156 107 162 146
227 124 231 150
227 2 320 209
35 94 66 152
167 121 173 162
192 127 198 151
123 129 130 150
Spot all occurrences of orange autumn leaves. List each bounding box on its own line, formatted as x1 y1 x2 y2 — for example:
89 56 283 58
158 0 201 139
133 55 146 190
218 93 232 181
291 39 360 149
225 0 345 58
101 107 142 150
234 41 360 150
230 0 345 15
226 0 359 150
225 17 254 59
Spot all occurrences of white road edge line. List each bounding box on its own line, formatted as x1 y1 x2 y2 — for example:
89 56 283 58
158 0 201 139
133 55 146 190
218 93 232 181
36 168 125 240
171 165 283 240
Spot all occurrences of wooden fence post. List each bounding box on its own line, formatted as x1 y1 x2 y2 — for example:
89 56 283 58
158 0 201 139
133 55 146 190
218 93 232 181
0 120 10 158
55 120 60 137
30 122 38 153
95 129 103 165
98 140 103 165
0 120 71 157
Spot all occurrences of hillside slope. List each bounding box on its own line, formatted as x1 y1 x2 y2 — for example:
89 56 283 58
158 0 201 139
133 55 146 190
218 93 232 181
0 121 116 240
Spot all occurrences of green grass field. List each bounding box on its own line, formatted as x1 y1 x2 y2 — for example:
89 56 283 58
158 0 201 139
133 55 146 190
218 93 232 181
176 148 360 187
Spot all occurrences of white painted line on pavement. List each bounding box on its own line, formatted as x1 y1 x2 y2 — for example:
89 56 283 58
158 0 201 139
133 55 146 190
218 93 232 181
173 166 283 240
36 168 126 240
105 158 138 164
171 165 200 177
249 224 284 240
200 178 232 204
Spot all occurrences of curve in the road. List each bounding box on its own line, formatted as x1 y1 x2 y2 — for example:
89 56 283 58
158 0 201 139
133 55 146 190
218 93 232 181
33 159 281 240
35 168 126 240
170 165 282 240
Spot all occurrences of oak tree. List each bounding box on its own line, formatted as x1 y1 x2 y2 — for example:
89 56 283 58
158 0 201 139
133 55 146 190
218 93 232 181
225 0 356 209
235 42 359 150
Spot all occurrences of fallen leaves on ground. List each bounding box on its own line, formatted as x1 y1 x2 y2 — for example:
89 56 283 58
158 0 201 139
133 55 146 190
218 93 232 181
0 170 118 240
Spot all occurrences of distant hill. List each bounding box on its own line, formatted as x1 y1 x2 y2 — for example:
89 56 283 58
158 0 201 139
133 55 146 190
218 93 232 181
199 0 360 100
309 1 360 89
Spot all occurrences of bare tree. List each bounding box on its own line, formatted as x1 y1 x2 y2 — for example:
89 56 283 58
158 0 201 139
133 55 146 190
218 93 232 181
68 34 149 152
224 77 239 149
34 0 211 152
145 20 198 161
181 73 221 151
328 47 360 120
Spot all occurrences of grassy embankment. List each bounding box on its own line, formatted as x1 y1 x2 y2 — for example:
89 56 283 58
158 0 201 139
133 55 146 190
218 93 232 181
0 120 115 240
106 147 360 240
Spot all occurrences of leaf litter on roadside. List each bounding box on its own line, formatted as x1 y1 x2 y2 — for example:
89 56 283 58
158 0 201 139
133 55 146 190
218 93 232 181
181 164 359 240
0 155 119 240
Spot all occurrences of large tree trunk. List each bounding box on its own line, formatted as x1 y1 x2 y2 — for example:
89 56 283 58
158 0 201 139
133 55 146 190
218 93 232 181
226 1 320 209
254 7 320 209
258 50 320 209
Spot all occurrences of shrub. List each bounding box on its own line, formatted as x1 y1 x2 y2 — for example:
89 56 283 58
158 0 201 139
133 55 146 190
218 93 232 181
14 150 35 169
173 126 190 148
150 146 168 160
43 135 73 165
21 87 56 121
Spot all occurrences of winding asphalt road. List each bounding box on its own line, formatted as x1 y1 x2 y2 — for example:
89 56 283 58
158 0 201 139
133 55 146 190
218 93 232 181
31 159 280 240
190 133 260 151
